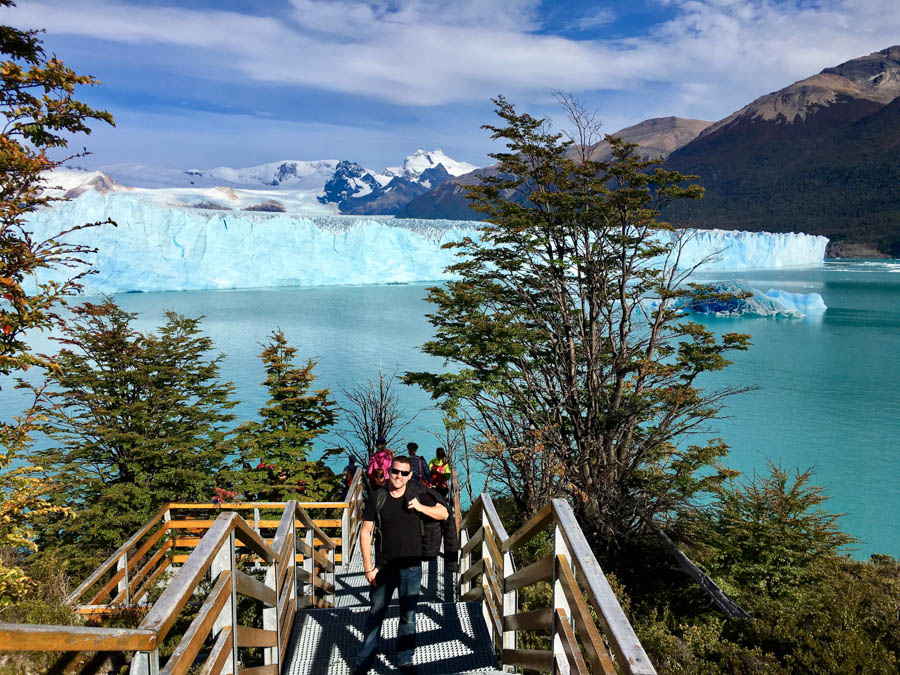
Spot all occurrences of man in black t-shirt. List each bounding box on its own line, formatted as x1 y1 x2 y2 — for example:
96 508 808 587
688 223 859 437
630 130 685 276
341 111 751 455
353 455 449 674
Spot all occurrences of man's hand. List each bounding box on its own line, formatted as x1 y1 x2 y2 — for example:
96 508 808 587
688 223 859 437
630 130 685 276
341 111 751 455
407 497 422 512
365 568 379 585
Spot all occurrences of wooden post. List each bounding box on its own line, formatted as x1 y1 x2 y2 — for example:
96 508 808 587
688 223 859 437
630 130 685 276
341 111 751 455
289 516 297 611
481 519 494 646
131 649 159 675
457 527 468 598
304 528 314 606
341 502 350 566
117 553 130 606
263 551 279 668
328 546 336 607
211 530 239 674
254 507 261 533
552 521 572 675
502 548 517 657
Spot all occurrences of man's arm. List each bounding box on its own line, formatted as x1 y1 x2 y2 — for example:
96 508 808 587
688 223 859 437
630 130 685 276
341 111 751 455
360 520 378 585
407 498 448 521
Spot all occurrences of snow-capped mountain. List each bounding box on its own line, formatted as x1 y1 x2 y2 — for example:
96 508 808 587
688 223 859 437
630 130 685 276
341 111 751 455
385 148 478 183
85 149 479 216
185 159 341 189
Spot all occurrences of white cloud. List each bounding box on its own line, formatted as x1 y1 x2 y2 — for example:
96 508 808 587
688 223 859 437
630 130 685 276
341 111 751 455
570 8 616 31
5 0 900 117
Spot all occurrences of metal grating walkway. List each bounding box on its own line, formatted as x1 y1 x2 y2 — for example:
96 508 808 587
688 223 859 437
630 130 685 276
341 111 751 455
284 546 502 674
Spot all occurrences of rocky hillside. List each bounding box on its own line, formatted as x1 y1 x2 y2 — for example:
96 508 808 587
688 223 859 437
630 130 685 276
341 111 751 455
664 46 900 256
586 116 711 161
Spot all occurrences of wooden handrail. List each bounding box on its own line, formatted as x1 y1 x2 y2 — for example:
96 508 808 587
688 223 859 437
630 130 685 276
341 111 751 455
502 502 552 552
160 570 232 675
66 503 170 605
459 493 484 531
556 554 617 674
342 467 364 502
293 502 337 550
555 607 590 674
233 514 277 562
1 498 339 673
139 513 234 642
199 625 233 675
480 493 510 542
169 501 351 510
551 499 655 674
0 624 157 652
457 493 656 675
271 499 297 561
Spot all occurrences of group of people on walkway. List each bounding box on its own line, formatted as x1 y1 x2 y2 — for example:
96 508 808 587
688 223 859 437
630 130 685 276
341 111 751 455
364 439 452 498
352 438 458 674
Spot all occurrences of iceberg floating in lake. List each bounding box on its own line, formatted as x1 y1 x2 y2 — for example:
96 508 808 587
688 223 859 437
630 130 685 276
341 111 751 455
680 281 826 318
764 289 828 315
25 192 829 294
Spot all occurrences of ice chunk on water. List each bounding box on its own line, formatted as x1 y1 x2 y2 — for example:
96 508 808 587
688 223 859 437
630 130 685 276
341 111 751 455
764 289 827 314
681 281 826 318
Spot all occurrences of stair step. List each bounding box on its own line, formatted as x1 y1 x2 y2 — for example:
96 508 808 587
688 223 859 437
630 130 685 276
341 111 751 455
282 601 501 674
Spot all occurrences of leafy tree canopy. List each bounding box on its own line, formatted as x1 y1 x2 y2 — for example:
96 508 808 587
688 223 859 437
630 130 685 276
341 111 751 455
0 0 113 603
406 95 751 552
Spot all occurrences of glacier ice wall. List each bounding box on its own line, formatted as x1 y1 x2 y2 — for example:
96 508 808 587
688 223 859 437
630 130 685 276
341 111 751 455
665 229 829 270
25 192 828 294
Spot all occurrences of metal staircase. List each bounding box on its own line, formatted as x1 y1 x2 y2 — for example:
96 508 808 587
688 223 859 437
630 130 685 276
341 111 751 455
283 548 502 674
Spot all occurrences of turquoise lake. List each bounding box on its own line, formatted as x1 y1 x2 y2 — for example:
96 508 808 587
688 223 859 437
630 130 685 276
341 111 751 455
5 260 898 558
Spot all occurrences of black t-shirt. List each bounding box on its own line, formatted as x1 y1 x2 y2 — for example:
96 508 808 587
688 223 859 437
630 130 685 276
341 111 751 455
362 485 437 568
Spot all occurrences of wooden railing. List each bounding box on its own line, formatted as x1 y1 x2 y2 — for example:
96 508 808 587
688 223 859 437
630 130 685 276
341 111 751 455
0 499 341 673
342 467 366 564
459 495 656 675
62 493 361 616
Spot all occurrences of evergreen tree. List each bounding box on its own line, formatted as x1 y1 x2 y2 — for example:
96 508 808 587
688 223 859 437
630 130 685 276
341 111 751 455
34 300 236 570
0 0 113 602
233 329 338 502
698 462 856 600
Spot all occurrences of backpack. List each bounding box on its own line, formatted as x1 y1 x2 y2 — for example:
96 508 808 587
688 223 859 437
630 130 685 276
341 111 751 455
373 482 456 560
409 455 428 484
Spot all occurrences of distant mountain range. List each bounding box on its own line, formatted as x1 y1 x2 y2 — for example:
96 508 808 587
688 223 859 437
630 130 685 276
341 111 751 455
396 116 715 220
401 46 900 257
78 149 477 216
64 45 900 256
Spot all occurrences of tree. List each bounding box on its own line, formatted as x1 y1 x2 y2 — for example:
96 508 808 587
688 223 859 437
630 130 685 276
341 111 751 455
406 96 750 552
232 329 338 502
33 300 236 571
337 367 416 462
698 462 856 599
0 0 113 602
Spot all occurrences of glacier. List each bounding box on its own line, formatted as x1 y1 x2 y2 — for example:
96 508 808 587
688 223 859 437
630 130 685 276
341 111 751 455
25 192 829 294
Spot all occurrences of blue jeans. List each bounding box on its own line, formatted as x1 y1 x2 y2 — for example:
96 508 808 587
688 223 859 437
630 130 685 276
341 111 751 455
354 562 422 671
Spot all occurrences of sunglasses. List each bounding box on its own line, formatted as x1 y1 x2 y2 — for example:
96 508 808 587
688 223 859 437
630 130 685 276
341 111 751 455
390 467 411 476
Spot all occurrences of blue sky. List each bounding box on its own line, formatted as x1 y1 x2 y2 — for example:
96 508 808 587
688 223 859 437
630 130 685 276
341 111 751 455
6 0 899 172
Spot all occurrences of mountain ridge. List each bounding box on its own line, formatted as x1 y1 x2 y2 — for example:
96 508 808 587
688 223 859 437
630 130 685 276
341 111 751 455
664 45 900 256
